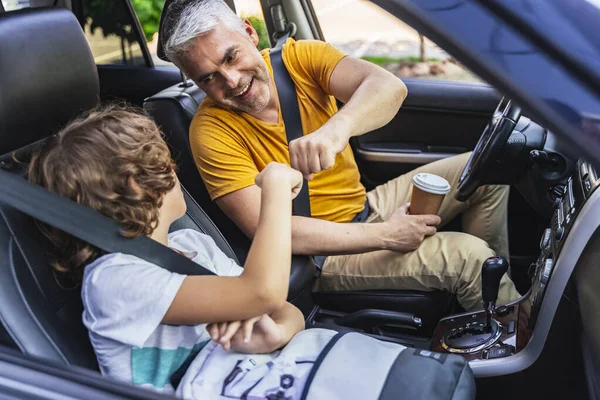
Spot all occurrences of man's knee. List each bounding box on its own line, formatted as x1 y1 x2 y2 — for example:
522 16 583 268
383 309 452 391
445 233 495 279
489 184 510 198
441 233 494 310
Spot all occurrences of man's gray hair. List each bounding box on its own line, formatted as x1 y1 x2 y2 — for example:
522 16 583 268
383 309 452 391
161 0 246 67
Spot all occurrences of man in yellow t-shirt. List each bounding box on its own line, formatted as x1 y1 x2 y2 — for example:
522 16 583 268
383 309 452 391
160 0 519 311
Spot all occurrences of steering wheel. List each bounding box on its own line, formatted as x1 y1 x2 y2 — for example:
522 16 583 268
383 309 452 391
456 97 522 201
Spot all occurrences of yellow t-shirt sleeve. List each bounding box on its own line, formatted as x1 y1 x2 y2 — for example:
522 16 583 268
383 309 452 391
190 113 258 201
284 38 347 95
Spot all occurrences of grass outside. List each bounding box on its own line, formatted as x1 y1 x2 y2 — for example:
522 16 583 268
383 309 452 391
361 55 441 65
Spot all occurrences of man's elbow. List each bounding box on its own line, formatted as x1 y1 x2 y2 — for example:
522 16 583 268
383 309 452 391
395 78 408 104
376 69 407 108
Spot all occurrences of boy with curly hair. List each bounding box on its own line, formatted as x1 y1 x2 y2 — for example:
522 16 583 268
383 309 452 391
28 105 318 397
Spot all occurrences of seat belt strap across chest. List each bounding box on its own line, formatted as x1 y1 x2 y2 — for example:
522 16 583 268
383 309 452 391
0 168 216 276
270 33 312 218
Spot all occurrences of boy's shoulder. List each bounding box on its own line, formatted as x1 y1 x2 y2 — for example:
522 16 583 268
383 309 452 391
167 229 216 253
82 229 241 292
83 229 207 272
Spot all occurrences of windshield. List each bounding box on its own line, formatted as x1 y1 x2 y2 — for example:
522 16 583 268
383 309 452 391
488 0 600 84
486 0 600 158
377 0 600 167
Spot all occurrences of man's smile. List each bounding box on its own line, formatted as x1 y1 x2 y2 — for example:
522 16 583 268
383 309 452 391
230 78 254 101
234 79 252 96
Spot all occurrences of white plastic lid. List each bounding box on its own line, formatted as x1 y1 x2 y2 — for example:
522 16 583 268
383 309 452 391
412 173 451 195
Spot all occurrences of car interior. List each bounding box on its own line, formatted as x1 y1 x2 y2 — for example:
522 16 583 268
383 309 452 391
0 0 598 399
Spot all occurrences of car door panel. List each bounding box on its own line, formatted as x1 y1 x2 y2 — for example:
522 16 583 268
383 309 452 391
350 78 543 270
353 79 500 187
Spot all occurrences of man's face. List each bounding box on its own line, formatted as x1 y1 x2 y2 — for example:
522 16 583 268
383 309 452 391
179 20 271 115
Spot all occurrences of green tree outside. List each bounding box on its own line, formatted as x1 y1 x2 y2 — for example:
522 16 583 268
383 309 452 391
243 15 270 51
129 0 271 50
131 0 165 41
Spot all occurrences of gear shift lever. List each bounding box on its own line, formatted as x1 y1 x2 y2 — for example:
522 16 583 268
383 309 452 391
442 257 507 353
482 256 509 330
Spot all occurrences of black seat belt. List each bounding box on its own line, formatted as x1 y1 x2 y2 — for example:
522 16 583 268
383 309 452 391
270 33 311 218
0 168 215 276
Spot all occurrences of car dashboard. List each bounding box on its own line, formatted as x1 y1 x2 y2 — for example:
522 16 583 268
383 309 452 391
528 160 599 327
425 158 600 380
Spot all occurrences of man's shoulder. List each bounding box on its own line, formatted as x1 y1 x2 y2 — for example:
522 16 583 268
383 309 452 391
190 101 243 138
194 97 233 122
281 37 336 61
279 38 346 92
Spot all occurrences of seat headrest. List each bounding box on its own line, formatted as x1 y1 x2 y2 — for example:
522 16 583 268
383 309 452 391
0 8 99 155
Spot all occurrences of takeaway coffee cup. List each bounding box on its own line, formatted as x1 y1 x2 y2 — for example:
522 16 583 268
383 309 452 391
410 173 451 215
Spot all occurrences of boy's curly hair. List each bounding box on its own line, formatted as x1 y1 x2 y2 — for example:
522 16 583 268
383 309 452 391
28 105 177 283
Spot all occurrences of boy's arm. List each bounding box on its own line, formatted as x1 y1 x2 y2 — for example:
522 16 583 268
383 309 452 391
269 301 305 348
162 163 303 325
209 302 305 353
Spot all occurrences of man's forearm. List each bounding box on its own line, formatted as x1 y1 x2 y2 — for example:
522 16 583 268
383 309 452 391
329 73 407 141
291 215 384 255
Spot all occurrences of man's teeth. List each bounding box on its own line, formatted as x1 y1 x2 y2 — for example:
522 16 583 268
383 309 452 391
235 81 251 97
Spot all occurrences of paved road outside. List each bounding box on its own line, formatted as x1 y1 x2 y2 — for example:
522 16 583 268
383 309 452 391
235 0 478 81
310 0 448 60
237 0 448 60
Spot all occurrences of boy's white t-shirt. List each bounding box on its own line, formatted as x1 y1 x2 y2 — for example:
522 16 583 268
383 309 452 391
81 229 335 399
81 229 243 394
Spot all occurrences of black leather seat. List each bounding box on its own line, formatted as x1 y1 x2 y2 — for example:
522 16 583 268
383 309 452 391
0 7 102 369
143 82 250 262
144 78 457 333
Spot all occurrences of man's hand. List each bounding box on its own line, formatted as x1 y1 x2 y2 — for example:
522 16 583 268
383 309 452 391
379 203 441 252
288 127 349 177
206 314 284 354
255 162 304 199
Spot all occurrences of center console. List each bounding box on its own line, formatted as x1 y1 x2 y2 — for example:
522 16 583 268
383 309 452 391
431 159 599 361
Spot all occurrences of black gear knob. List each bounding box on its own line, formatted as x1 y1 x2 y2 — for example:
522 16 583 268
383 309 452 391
482 256 509 304
482 256 509 330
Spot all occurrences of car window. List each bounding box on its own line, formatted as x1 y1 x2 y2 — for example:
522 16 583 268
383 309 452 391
1 0 56 11
310 0 481 83
1 0 28 11
0 0 147 66
132 0 269 67
82 0 146 66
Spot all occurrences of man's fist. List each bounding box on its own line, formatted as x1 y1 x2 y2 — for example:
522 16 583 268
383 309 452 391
255 162 304 199
288 128 348 177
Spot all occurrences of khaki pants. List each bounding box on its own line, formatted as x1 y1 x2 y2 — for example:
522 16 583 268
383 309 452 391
314 153 521 311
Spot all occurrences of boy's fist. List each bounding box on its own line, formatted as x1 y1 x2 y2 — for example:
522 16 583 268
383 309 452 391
255 162 304 199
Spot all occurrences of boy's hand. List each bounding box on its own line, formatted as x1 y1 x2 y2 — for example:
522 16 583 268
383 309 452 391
207 314 284 354
255 162 305 199
207 315 263 351
230 314 284 354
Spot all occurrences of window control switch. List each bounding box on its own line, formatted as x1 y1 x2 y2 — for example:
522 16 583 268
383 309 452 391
485 345 513 359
